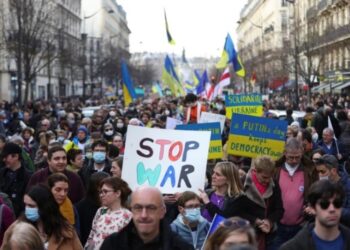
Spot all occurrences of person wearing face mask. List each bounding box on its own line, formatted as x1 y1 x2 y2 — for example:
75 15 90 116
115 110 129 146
170 191 209 250
102 123 115 143
79 140 111 187
311 154 350 227
115 118 127 137
2 184 83 249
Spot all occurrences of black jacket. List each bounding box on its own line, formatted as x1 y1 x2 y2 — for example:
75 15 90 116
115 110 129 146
0 166 32 217
280 223 350 250
100 220 194 250
78 159 111 187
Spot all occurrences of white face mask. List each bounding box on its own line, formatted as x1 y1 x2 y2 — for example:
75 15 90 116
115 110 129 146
165 110 170 116
117 123 124 128
109 111 116 117
312 133 319 142
105 130 114 136
319 176 329 181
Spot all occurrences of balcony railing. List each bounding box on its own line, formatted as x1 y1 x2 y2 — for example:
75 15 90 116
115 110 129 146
314 24 350 47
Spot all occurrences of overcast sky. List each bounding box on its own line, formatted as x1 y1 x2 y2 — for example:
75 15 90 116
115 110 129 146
117 0 248 58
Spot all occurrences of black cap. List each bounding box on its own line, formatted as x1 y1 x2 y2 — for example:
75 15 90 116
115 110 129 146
1 142 22 158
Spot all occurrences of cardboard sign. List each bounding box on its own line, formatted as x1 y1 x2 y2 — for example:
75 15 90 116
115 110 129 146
225 94 263 119
199 112 226 133
166 117 183 129
122 126 210 193
227 114 287 160
176 122 223 160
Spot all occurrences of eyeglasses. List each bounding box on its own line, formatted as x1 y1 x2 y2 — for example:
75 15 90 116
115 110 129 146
221 218 250 229
131 204 159 214
318 198 343 210
99 189 114 195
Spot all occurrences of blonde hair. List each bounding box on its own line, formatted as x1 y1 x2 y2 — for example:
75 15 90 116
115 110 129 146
2 222 44 250
215 161 243 197
253 156 275 174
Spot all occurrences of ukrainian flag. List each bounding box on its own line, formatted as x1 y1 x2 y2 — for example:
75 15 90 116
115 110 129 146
162 55 185 97
216 33 245 77
121 60 137 107
164 10 175 45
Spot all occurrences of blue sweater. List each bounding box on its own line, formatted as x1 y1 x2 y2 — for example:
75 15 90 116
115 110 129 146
170 215 209 250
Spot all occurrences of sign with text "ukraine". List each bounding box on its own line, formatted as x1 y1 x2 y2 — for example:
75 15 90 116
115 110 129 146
227 114 287 160
176 122 223 159
225 94 263 119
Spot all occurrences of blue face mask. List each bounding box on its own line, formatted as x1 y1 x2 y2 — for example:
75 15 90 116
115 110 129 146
93 152 106 163
25 207 40 222
184 208 201 223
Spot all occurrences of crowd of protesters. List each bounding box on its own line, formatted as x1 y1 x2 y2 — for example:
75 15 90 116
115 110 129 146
0 90 349 250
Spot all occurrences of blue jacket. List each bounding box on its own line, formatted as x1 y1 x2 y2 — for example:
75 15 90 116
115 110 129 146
170 214 209 250
339 171 350 227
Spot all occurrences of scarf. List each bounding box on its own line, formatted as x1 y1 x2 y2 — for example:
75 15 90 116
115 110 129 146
59 198 75 225
252 170 268 195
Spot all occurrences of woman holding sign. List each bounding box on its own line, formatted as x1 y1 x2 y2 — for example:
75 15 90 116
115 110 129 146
199 161 245 222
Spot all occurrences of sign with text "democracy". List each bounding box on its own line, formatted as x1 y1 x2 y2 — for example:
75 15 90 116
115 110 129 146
227 114 288 160
176 122 223 160
225 94 263 119
122 125 210 193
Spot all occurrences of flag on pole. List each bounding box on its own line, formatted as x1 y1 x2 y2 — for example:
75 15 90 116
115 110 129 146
164 9 175 45
196 70 208 96
212 67 230 99
121 60 137 107
216 33 245 77
162 55 184 96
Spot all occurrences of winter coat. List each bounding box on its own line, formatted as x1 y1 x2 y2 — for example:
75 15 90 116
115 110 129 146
100 220 194 250
0 166 32 217
170 215 209 250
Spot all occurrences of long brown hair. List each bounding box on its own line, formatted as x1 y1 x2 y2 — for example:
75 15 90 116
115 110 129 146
214 161 243 197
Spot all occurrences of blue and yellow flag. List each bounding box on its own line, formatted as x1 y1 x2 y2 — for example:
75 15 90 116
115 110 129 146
164 10 175 45
216 33 245 77
121 60 137 107
162 55 185 97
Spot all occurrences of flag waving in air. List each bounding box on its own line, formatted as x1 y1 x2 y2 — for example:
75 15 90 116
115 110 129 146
164 9 175 45
162 55 185 96
216 33 245 77
121 60 137 107
212 67 230 99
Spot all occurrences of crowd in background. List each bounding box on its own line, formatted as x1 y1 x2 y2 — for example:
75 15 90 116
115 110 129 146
0 90 349 250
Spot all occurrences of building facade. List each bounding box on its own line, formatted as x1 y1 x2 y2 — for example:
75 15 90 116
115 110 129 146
0 0 82 102
236 0 290 93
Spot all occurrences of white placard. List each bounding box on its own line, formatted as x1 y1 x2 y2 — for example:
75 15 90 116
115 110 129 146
199 112 226 133
166 117 183 129
122 126 210 193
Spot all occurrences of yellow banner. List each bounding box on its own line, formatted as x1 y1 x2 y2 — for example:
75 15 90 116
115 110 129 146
208 140 223 159
227 134 285 160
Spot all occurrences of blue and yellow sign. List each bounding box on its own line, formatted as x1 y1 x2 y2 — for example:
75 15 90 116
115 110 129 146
227 114 287 160
225 94 263 119
176 122 223 159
